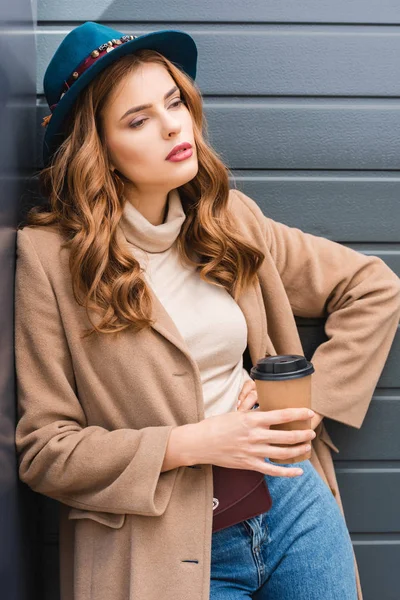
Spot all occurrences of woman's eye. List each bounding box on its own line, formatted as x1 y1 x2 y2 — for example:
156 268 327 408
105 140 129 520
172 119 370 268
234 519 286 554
170 99 183 108
129 99 184 129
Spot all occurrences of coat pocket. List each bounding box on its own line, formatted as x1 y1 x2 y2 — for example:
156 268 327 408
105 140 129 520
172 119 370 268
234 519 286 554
68 508 126 529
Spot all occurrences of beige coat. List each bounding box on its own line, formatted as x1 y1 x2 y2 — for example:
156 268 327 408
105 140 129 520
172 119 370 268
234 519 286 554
14 188 400 600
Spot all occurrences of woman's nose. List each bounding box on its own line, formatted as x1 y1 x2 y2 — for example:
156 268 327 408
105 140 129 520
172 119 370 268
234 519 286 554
162 115 182 136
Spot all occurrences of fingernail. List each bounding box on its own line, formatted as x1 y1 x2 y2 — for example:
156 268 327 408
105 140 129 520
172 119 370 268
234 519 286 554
308 410 315 417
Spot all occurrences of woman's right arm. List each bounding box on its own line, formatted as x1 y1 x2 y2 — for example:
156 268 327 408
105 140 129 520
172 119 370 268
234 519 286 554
162 409 316 477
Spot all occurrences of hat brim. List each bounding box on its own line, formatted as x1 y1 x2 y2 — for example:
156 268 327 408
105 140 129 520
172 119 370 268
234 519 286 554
42 29 197 166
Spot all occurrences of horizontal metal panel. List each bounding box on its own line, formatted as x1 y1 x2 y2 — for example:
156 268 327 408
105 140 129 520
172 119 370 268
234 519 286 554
353 541 400 600
232 174 400 242
325 394 400 460
298 326 399 389
336 468 400 532
1 103 37 171
37 1 400 25
205 99 400 170
36 26 400 96
344 244 400 275
36 100 400 171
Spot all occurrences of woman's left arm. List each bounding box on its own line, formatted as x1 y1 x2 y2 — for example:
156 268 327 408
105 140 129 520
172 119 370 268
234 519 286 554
234 189 400 430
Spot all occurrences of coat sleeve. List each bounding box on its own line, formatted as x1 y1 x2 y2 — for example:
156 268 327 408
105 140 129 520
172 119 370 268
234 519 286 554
234 189 400 429
14 228 178 515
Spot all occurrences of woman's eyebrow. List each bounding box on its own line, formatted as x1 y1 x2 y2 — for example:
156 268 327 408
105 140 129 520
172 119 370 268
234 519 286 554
119 85 179 121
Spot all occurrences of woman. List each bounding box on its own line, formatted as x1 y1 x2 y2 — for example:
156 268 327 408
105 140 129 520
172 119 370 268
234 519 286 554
14 21 400 600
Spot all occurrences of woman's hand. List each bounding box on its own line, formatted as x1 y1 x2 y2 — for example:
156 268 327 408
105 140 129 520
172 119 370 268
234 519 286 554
237 379 324 431
187 407 317 477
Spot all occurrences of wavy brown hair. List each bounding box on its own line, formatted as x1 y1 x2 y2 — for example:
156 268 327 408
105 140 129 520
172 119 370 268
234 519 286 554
22 49 265 338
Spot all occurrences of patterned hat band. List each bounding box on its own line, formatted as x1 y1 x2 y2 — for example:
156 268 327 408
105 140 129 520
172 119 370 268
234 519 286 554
42 33 137 126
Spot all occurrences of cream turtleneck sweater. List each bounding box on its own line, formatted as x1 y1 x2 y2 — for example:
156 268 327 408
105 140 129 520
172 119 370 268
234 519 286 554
118 188 253 418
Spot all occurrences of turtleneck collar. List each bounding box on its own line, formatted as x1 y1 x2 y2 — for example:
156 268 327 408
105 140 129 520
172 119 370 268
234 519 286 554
118 188 187 253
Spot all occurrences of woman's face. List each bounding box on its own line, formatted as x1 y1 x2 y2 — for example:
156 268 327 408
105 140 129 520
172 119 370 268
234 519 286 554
101 61 198 195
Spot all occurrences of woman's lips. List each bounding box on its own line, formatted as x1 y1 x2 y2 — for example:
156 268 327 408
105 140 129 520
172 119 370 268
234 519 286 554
166 142 192 160
166 148 193 162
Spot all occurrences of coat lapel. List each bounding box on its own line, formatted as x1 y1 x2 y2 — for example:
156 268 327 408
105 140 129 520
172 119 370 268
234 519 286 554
148 276 273 369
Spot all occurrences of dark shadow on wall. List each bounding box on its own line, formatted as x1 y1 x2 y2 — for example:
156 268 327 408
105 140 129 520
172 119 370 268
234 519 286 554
0 1 39 598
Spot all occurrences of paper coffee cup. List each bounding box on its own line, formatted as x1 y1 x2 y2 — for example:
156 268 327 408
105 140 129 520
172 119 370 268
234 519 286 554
250 355 315 463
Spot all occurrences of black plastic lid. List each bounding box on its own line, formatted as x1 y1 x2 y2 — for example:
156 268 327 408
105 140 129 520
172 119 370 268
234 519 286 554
250 355 314 381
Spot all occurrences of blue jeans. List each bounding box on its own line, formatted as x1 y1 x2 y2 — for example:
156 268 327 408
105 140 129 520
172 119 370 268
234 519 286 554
210 458 357 599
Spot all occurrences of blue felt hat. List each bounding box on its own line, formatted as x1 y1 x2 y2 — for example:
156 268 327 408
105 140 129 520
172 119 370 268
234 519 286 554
41 21 198 166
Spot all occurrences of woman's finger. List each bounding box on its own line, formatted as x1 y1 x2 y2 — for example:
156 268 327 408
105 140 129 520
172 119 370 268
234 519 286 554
238 379 256 402
237 389 258 411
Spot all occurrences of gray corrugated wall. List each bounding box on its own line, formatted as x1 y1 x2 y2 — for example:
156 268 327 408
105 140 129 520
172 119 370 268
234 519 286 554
33 3 400 599
0 0 37 598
